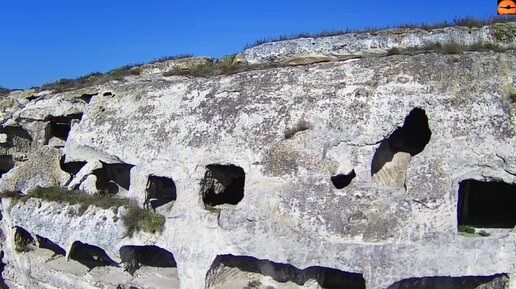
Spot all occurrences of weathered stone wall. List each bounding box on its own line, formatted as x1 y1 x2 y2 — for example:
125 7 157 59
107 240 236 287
0 23 514 289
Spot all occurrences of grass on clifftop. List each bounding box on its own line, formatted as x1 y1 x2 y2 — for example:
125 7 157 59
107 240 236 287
38 64 142 93
26 15 516 91
2 187 165 237
0 87 11 97
245 15 516 48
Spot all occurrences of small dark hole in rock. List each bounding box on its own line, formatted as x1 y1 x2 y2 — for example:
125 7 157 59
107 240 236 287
331 170 356 189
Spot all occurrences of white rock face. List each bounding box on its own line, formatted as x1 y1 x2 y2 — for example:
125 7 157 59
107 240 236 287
0 23 515 289
240 23 516 65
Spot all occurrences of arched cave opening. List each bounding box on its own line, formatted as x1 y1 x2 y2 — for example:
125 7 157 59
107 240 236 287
331 169 356 189
145 175 177 210
0 126 32 154
371 108 431 187
201 164 245 207
13 227 35 253
69 241 117 270
92 162 134 194
457 179 516 228
0 155 14 177
36 235 66 256
206 255 365 289
120 245 177 275
45 113 83 145
386 274 509 289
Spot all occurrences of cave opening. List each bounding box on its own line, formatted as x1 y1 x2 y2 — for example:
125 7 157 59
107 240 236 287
120 245 177 275
371 108 431 187
201 164 245 207
457 179 516 228
206 255 365 289
60 156 87 178
36 235 66 256
0 155 14 177
14 227 35 253
45 113 83 145
331 169 356 189
69 241 117 270
386 274 509 289
92 162 134 194
145 175 177 210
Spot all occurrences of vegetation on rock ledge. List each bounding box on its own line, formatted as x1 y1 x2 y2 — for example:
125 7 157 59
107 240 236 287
1 187 165 237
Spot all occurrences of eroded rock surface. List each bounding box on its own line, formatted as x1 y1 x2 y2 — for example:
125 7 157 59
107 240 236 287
0 23 514 289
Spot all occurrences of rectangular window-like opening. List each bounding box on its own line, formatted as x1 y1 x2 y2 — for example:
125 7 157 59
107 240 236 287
458 179 516 228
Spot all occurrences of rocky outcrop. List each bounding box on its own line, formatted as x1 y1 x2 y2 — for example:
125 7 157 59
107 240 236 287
0 23 515 289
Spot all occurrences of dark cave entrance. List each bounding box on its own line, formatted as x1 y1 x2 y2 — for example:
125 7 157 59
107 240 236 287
0 155 14 177
120 245 177 275
60 156 87 178
36 235 66 256
92 162 134 194
145 175 177 210
386 274 509 289
14 227 35 252
69 241 117 270
45 113 83 144
201 164 245 207
457 179 516 228
371 108 431 187
331 169 356 189
206 255 366 289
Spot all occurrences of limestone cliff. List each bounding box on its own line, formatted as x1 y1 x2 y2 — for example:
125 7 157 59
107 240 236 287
0 22 515 289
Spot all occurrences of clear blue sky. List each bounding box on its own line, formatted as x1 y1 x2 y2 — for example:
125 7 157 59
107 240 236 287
0 0 499 89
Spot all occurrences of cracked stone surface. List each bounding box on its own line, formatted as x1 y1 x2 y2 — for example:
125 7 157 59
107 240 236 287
0 23 514 289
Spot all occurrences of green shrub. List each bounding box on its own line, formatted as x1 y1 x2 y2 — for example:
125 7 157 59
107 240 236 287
123 205 166 237
458 225 476 234
284 119 311 139
20 186 165 237
443 42 462 54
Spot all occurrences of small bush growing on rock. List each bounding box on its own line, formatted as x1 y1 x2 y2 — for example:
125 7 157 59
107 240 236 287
458 225 476 234
123 205 166 237
284 119 311 139
443 42 462 54
20 186 165 236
